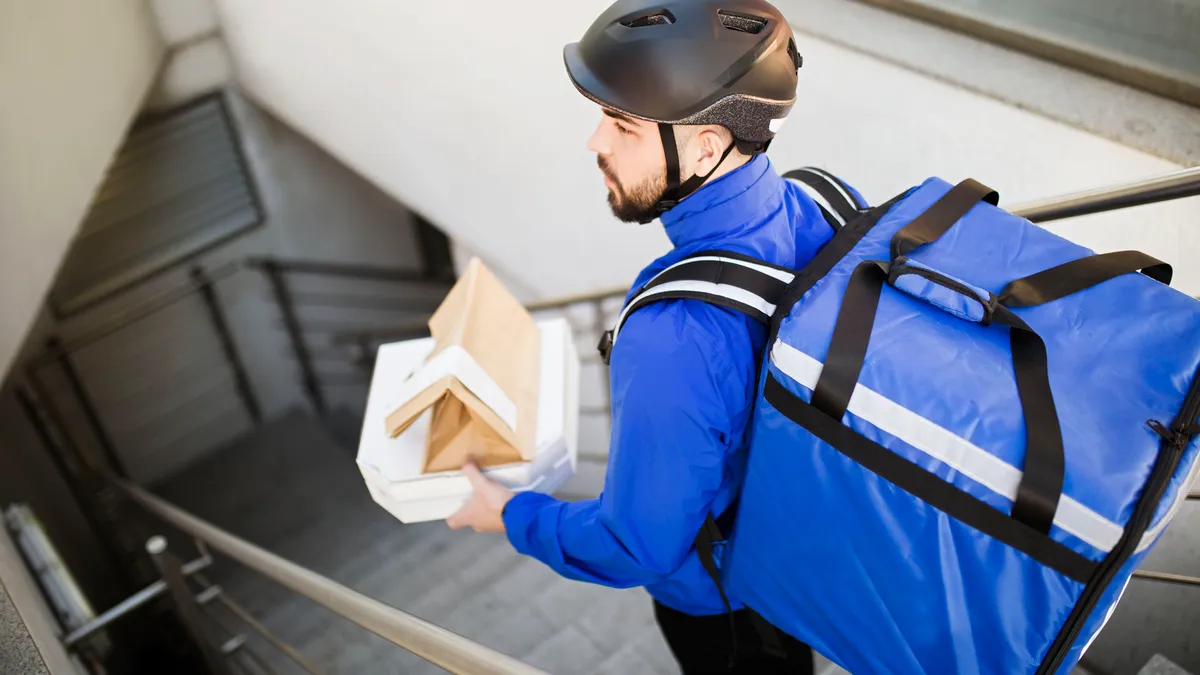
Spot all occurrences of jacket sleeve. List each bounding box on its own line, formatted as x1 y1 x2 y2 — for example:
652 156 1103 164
502 302 748 587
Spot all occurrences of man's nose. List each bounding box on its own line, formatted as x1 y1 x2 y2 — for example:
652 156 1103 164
587 119 609 155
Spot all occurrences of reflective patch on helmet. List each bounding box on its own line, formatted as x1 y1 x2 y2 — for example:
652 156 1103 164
769 116 789 133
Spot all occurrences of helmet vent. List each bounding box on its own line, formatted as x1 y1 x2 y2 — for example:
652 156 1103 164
718 10 767 34
622 10 675 28
788 37 803 69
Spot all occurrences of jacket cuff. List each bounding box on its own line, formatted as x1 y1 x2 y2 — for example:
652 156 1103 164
502 491 558 555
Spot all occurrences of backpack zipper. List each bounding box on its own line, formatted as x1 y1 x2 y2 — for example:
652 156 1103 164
1037 367 1200 673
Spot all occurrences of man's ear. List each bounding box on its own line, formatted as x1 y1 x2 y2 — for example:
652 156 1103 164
693 126 731 173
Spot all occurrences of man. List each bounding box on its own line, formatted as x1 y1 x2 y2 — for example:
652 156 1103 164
448 1 862 672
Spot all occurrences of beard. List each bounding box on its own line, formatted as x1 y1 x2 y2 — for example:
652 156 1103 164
598 155 666 223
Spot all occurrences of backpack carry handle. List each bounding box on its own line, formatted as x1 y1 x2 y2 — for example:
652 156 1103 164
811 259 1066 536
812 183 1176 537
811 195 1176 535
886 258 1000 325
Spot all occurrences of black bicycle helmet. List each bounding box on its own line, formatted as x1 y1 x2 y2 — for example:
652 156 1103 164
565 0 803 218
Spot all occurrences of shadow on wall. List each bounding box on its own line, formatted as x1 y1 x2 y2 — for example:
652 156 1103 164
0 89 458 633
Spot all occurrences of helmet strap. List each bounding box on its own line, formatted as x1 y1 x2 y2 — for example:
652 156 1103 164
651 123 737 221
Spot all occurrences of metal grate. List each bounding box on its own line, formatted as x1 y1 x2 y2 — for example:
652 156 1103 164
49 94 262 317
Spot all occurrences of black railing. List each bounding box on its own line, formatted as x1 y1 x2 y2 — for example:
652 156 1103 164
257 259 329 418
22 256 450 460
192 266 262 426
15 256 453 600
9 164 1200 674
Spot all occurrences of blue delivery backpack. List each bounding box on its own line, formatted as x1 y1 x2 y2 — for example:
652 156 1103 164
602 170 1200 674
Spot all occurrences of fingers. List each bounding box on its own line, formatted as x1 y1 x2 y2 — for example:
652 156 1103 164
446 495 473 530
447 512 484 533
446 464 497 532
460 461 487 490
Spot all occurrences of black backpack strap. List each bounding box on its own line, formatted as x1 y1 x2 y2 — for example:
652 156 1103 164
998 250 1171 307
784 166 866 232
597 251 795 365
694 503 787 661
890 178 998 259
695 512 741 666
598 250 795 661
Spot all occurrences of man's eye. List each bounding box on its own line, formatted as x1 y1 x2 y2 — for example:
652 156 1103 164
615 122 632 135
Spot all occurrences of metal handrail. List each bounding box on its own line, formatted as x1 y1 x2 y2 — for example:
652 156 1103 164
28 256 445 368
335 285 630 347
244 257 438 284
113 478 549 675
30 165 1200 674
193 574 326 675
341 165 1200 347
61 553 213 648
1132 570 1200 588
525 286 628 313
1007 166 1200 224
26 259 248 369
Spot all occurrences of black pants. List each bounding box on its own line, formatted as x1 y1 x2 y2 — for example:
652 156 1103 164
654 601 815 675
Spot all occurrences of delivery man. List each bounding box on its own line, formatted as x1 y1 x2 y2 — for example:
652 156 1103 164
448 1 861 672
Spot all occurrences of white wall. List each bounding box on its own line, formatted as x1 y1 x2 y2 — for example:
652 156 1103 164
0 0 164 379
143 36 232 111
145 0 233 112
148 0 219 46
0 91 431 612
210 1 669 300
206 4 1199 669
209 0 1197 305
4 91 429 487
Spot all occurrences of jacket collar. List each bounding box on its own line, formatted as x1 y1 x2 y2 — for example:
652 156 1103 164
660 154 782 249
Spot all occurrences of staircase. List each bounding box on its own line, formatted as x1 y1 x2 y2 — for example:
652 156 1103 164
151 409 686 674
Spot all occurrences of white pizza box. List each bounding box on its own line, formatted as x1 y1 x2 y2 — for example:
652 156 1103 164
357 317 580 523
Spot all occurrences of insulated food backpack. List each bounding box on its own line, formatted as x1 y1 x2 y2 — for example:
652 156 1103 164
604 171 1200 675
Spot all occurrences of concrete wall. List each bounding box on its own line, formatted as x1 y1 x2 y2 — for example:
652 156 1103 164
209 0 1197 306
5 91 428 487
0 0 165 380
0 91 429 612
144 0 233 112
205 2 1197 672
0 526 84 675
0 579 52 675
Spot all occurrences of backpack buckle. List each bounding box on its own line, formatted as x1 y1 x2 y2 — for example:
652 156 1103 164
597 329 614 366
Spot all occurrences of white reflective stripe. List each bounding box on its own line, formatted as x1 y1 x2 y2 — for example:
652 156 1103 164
649 255 795 284
787 177 847 228
805 166 862 210
770 340 1126 554
612 280 776 343
1081 576 1129 656
1136 450 1200 553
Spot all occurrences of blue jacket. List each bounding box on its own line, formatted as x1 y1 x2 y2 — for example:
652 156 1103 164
503 155 857 615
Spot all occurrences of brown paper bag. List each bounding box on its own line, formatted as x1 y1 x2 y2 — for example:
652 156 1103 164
384 258 541 473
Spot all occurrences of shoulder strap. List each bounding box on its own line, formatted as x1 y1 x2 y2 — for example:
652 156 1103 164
784 166 866 232
597 251 795 365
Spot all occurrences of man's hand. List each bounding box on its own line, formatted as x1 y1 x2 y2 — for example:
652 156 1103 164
446 462 515 533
